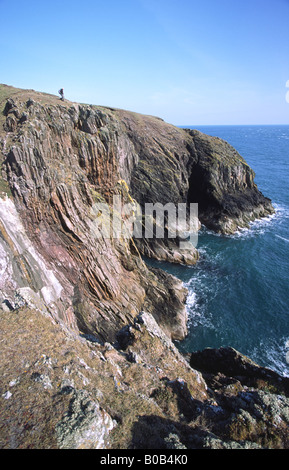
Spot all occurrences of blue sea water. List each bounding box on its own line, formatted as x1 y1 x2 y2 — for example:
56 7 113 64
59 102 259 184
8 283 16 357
148 125 289 377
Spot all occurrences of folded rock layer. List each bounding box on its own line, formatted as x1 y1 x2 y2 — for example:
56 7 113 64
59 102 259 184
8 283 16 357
0 84 274 343
1 85 285 450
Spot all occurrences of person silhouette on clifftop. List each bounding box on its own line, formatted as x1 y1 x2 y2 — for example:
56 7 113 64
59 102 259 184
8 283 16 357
58 88 64 101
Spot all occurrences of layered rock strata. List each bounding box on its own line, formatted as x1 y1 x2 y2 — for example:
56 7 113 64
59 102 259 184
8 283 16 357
0 85 284 450
0 85 274 344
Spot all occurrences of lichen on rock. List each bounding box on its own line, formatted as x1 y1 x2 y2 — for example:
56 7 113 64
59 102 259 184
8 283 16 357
56 390 116 449
0 84 283 450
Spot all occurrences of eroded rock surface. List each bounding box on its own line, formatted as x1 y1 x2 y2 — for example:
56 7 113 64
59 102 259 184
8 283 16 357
0 85 274 343
0 309 288 449
0 85 282 449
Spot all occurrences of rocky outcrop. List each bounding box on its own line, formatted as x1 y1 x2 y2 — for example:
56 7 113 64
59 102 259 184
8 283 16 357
0 308 208 449
190 346 289 389
56 390 116 449
185 130 274 233
0 85 274 342
190 347 289 448
0 308 288 449
0 87 193 342
0 85 283 449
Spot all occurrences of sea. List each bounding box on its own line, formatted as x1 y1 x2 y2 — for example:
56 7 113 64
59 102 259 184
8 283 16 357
146 125 289 377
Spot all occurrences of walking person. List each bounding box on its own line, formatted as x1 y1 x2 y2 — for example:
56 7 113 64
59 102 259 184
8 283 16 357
58 88 65 101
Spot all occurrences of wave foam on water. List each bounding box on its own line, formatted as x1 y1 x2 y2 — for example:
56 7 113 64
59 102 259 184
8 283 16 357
232 203 289 239
180 199 289 376
251 337 289 378
198 206 282 240
184 275 216 330
178 126 289 375
275 235 289 243
185 290 197 309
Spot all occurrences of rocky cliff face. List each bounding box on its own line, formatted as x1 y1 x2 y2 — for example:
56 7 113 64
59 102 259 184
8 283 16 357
1 85 286 450
0 85 274 341
0 86 192 342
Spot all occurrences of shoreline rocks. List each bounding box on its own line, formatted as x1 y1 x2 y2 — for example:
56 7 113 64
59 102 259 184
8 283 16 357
0 307 288 449
0 84 283 449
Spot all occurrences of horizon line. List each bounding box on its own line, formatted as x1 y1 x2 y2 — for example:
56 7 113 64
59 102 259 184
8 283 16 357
177 123 289 127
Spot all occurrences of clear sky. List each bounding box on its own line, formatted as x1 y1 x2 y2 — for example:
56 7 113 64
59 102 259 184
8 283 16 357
1 0 289 125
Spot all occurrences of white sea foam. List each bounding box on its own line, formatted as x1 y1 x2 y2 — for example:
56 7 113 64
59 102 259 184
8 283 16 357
232 203 288 240
178 126 289 374
199 209 280 241
184 274 216 330
251 337 289 378
278 134 289 140
185 290 197 309
276 235 289 243
273 203 289 219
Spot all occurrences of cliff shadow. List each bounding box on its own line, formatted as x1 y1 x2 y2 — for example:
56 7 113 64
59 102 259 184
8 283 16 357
129 378 208 449
129 414 207 449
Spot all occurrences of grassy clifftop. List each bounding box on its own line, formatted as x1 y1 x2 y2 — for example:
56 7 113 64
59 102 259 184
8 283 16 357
0 84 69 111
0 84 288 450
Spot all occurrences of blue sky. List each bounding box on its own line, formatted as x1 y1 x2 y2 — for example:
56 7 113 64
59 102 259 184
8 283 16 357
1 0 289 125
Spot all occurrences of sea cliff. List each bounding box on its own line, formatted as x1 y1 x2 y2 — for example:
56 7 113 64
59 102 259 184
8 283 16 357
1 84 288 450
